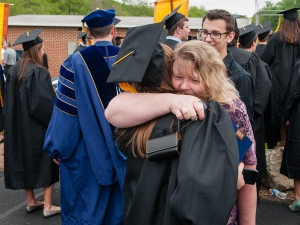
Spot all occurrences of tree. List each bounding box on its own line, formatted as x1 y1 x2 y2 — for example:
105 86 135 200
188 5 206 17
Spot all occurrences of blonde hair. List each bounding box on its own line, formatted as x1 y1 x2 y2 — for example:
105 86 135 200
173 40 239 108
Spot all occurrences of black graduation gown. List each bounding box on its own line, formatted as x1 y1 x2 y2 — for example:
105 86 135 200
223 52 254 121
280 60 300 180
228 46 272 180
261 31 300 129
117 101 239 225
73 44 86 53
255 44 266 58
160 39 180 50
4 61 59 190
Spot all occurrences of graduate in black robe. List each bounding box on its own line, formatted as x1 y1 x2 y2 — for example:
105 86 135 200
228 24 272 197
255 21 272 57
279 59 300 210
261 8 300 146
107 20 239 225
4 29 60 216
159 5 189 50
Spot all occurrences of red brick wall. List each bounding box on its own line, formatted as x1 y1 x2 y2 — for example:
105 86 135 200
7 26 78 77
7 26 198 77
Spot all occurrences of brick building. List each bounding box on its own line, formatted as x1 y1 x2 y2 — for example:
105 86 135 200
7 15 251 77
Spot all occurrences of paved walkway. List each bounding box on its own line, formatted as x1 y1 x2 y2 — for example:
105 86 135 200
1 144 300 224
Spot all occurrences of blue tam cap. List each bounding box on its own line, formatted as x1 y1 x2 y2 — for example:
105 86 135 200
82 9 115 28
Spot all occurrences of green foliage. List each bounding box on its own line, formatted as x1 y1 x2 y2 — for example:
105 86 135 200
1 0 206 17
0 0 154 16
188 5 206 17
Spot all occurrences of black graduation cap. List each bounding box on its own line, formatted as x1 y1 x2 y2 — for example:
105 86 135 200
114 17 121 25
256 21 272 40
232 14 244 29
107 21 165 87
13 28 43 51
278 7 300 21
162 5 185 30
239 24 257 46
77 31 87 39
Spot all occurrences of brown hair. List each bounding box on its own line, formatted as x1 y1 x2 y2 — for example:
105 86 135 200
280 18 300 44
239 35 257 49
117 44 178 158
18 42 43 83
202 9 235 33
88 24 113 39
168 17 189 36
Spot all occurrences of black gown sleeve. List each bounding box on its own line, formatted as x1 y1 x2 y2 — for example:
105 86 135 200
26 67 55 128
261 34 275 65
170 101 239 225
280 60 300 123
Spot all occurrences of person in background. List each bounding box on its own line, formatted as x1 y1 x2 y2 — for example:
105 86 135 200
2 41 16 77
160 5 190 50
261 7 300 148
4 29 60 218
42 52 48 69
0 65 4 143
255 21 272 57
73 31 87 53
280 59 300 212
199 9 254 121
44 9 125 225
230 23 272 201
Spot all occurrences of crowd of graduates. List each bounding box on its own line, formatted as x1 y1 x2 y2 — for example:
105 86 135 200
1 5 300 225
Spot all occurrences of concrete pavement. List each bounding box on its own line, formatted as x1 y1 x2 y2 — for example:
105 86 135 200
1 169 300 224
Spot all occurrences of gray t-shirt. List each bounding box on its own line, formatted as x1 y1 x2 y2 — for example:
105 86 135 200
3 48 16 66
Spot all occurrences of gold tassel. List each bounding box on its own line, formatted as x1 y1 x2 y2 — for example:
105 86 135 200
118 83 137 93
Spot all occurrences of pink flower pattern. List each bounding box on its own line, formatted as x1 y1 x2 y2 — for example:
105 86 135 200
224 98 257 225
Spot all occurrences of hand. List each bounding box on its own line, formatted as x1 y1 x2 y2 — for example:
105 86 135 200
169 95 206 121
53 158 60 165
285 120 289 126
237 163 245 190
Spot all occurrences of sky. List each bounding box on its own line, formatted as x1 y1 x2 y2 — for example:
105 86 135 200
148 0 280 18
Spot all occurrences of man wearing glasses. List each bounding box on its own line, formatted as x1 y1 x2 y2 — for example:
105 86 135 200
199 9 254 122
199 9 256 225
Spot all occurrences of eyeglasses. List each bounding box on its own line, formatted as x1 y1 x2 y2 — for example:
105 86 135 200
198 29 230 39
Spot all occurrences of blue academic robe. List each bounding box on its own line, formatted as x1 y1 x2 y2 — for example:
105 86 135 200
44 42 126 225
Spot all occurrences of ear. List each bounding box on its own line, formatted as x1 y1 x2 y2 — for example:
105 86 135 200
226 31 235 43
86 28 92 36
111 25 117 38
175 26 181 34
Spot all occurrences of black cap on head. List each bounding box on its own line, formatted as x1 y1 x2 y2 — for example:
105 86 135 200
162 5 185 30
232 14 244 29
256 21 272 40
278 7 300 21
77 31 87 39
107 21 165 87
114 17 121 25
239 24 257 46
13 28 43 51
